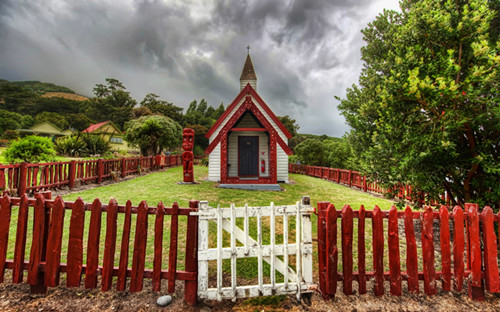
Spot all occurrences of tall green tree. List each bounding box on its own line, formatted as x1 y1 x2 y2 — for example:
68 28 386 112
140 93 183 121
124 115 182 156
84 78 136 130
338 0 500 207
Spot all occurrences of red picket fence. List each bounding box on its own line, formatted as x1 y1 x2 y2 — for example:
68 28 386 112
289 164 451 206
316 202 500 301
0 155 183 196
0 192 199 305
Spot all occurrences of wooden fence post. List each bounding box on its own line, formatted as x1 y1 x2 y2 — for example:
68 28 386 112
68 160 76 189
466 203 485 300
348 170 352 187
184 200 199 306
97 159 103 183
18 163 27 196
121 158 127 178
316 201 328 298
363 176 367 192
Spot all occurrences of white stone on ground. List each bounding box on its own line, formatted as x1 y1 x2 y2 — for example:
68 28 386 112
156 295 172 307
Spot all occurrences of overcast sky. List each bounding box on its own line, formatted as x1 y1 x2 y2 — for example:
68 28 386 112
0 0 400 137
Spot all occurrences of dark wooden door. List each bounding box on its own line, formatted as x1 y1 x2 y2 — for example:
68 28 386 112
238 136 258 176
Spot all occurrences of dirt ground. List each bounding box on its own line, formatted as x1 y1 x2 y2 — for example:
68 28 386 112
1 277 500 312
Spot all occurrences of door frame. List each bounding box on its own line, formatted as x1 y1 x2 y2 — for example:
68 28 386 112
237 135 259 177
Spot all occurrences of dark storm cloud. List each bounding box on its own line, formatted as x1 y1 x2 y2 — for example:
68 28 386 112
0 0 400 136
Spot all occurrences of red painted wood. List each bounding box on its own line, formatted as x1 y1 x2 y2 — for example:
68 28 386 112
101 199 118 291
116 200 132 291
388 206 401 295
168 202 179 293
0 169 5 190
27 195 46 292
317 202 328 298
404 206 419 293
17 163 27 196
341 205 353 295
184 200 199 306
372 205 384 296
66 197 85 287
421 206 437 295
452 206 465 291
481 206 500 293
466 203 485 300
12 194 29 283
153 202 165 292
130 201 148 292
0 194 12 282
325 203 337 297
358 205 366 294
44 196 66 287
439 206 452 291
69 160 76 189
85 199 102 289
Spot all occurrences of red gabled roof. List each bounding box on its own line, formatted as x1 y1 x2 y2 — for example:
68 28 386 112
205 95 293 156
205 83 292 139
82 120 111 133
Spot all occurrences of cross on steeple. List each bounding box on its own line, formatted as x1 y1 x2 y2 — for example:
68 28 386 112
246 45 250 54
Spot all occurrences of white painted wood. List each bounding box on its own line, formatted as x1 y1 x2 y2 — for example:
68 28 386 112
230 203 237 301
283 206 289 290
257 208 263 294
270 202 276 290
277 144 289 183
217 204 222 301
295 201 302 301
194 200 315 301
207 142 221 181
301 198 313 285
197 201 210 294
244 204 249 255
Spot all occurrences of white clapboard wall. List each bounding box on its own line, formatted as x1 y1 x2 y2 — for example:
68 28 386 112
192 197 315 301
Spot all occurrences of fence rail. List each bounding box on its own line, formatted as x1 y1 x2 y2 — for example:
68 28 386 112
289 164 450 206
316 202 500 301
0 192 199 305
0 155 184 196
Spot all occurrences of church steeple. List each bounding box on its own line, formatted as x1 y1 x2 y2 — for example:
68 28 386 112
239 47 257 91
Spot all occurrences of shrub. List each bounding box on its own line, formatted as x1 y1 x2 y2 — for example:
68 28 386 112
4 136 56 163
81 134 111 157
55 135 87 157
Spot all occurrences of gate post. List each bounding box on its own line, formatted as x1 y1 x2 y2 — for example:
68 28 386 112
185 200 199 305
316 201 329 298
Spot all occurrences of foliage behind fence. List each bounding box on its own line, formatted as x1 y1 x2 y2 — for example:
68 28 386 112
289 164 451 206
0 155 192 196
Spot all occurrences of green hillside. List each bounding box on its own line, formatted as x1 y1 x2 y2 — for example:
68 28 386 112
0 79 75 95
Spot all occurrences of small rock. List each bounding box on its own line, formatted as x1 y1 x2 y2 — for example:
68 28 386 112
199 304 212 312
156 295 173 307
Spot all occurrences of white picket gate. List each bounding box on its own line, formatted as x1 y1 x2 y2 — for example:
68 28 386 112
192 197 315 301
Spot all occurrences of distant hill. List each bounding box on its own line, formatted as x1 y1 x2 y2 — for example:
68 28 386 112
0 79 75 95
42 92 88 101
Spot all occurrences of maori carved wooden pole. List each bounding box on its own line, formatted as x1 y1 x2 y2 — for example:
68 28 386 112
182 128 195 183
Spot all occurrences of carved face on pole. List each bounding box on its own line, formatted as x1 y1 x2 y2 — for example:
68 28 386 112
182 128 195 152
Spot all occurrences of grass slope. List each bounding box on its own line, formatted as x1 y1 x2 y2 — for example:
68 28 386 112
62 165 394 210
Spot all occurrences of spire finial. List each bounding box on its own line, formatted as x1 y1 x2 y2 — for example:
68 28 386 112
246 45 250 54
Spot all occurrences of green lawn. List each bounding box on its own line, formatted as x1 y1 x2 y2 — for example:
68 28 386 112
62 165 394 210
7 165 399 284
